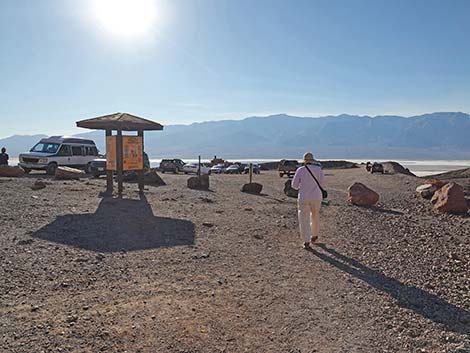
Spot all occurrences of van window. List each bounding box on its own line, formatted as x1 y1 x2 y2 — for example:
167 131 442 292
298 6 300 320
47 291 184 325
56 145 71 156
86 146 98 156
72 146 83 156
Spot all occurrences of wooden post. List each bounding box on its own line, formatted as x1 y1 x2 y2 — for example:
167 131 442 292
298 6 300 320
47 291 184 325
116 129 123 197
138 130 144 193
198 155 201 177
105 129 113 193
249 162 253 184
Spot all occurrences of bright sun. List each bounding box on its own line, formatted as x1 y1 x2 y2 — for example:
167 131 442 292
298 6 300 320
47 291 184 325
92 0 158 39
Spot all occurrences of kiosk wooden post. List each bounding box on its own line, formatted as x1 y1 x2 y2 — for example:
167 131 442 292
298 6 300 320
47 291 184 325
106 129 113 193
138 130 144 193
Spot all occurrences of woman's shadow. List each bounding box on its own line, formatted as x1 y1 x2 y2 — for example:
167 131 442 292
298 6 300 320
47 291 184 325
33 194 195 252
308 244 470 336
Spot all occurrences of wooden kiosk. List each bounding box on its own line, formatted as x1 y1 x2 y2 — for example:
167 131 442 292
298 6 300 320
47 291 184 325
76 113 163 196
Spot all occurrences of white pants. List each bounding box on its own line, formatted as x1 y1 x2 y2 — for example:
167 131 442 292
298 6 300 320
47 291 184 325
298 200 322 242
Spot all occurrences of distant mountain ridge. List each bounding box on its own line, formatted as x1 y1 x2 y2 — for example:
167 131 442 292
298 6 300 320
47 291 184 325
2 112 470 159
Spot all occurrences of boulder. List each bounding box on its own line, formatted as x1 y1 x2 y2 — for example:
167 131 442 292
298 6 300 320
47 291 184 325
0 166 25 177
283 179 298 198
122 169 166 186
424 178 447 189
416 184 438 199
143 170 166 186
241 182 263 195
381 162 416 176
187 175 210 190
348 182 379 206
55 166 85 180
431 182 468 214
31 180 47 190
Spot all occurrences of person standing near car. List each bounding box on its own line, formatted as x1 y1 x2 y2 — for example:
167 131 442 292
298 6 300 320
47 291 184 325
0 147 9 166
291 152 326 249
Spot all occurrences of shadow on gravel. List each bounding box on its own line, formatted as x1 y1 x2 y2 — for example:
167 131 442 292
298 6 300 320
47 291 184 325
32 194 195 252
309 244 470 336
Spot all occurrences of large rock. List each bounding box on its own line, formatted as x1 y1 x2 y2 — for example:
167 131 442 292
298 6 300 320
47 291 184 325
0 166 25 177
55 166 85 180
143 170 165 185
348 182 379 206
122 169 166 186
416 184 438 199
241 182 263 195
425 178 447 189
431 182 468 214
283 179 298 198
187 175 210 190
381 162 416 176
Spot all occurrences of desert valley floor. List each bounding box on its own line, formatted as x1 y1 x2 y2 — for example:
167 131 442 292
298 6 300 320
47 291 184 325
1 167 469 353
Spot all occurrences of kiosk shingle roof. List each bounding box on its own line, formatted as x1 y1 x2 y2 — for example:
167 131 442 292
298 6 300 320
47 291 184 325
76 112 164 131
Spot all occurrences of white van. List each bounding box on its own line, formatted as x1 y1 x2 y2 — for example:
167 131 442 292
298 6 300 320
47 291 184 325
18 136 99 174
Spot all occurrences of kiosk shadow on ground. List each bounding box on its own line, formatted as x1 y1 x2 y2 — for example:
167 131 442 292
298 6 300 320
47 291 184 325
309 244 470 336
33 195 195 252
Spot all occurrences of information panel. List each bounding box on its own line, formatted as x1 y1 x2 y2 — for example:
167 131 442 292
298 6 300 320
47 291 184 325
106 136 117 171
123 136 143 170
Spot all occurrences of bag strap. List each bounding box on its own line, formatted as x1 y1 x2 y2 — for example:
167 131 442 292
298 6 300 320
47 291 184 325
305 165 325 193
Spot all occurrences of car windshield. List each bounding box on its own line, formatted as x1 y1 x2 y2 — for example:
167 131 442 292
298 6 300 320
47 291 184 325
30 142 60 153
284 161 297 166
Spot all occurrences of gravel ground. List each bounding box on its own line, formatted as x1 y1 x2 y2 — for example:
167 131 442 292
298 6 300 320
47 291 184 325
0 167 469 353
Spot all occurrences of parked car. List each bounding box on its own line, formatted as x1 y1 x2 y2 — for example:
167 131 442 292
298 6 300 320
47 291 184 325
210 164 226 174
18 136 99 175
244 163 260 174
370 162 384 174
159 159 185 173
183 162 211 175
89 152 150 178
278 159 299 177
225 164 242 174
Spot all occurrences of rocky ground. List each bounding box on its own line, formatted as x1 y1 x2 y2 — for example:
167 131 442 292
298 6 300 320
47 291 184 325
0 167 469 353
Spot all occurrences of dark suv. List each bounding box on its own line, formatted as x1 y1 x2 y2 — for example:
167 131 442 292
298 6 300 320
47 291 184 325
159 159 185 173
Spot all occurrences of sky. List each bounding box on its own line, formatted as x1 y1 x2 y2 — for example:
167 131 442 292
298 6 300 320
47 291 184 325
1 0 470 138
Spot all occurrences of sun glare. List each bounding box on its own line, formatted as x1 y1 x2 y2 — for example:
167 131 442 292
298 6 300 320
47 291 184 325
92 0 158 39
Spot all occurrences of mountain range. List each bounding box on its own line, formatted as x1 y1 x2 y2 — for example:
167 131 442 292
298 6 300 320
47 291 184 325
2 112 470 160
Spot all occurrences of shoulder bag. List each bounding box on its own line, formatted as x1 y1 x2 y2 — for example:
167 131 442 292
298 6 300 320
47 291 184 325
305 166 328 199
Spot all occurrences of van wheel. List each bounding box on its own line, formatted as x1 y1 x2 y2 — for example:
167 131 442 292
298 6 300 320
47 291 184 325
86 163 92 174
46 163 58 175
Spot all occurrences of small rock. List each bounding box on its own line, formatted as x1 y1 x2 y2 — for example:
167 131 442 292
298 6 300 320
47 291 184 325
188 175 210 190
241 182 263 194
31 180 47 191
202 222 214 228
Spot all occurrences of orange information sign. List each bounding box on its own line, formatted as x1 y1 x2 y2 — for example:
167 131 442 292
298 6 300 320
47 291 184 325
123 136 143 170
106 136 117 171
106 135 143 171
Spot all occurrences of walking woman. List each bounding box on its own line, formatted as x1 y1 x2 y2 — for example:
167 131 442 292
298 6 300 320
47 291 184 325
291 152 326 249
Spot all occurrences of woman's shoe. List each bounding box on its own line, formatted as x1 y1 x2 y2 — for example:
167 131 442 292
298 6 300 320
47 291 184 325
303 242 311 249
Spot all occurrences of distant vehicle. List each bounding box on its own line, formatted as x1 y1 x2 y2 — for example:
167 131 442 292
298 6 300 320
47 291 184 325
278 159 299 177
244 163 260 174
160 159 185 173
370 162 384 174
225 164 242 174
18 136 99 175
210 164 226 174
183 162 211 175
89 152 150 178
